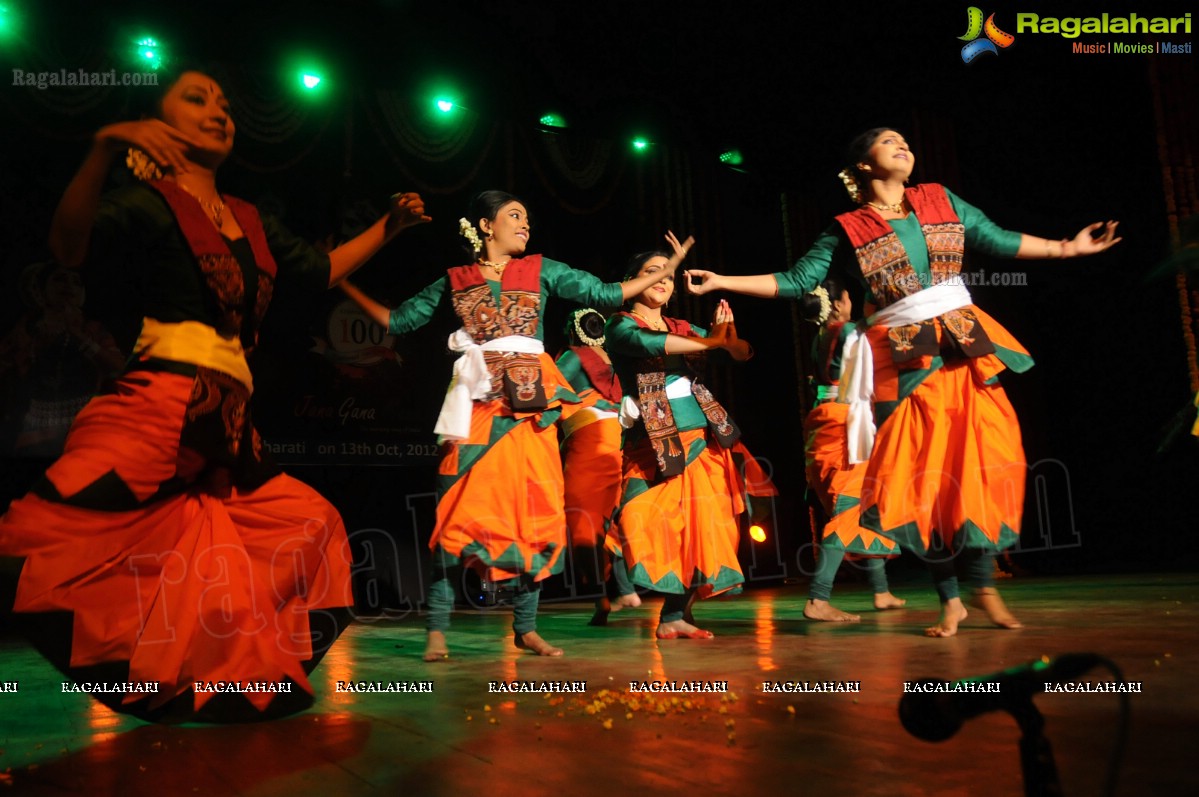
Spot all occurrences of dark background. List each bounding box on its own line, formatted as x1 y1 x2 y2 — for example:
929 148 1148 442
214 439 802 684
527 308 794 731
1 0 1195 600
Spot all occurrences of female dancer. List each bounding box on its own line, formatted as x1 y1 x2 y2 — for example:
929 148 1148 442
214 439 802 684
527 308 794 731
605 250 753 640
340 191 693 659
554 308 641 624
0 69 430 720
800 279 905 622
688 128 1120 637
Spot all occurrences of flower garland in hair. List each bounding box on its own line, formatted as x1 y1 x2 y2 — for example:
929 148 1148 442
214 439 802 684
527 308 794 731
126 148 163 181
458 218 483 255
837 168 862 204
806 285 832 325
571 308 605 347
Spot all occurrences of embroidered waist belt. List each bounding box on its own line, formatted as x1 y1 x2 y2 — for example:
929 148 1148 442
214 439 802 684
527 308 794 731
839 283 972 463
434 329 546 442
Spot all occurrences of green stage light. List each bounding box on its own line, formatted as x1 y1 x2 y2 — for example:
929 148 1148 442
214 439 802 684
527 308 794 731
435 98 455 113
134 36 164 70
719 149 744 167
0 4 18 39
539 113 567 129
301 72 322 89
631 137 651 152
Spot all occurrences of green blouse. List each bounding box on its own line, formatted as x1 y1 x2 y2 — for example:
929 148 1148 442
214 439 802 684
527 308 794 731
387 257 623 339
604 314 710 433
774 188 1022 301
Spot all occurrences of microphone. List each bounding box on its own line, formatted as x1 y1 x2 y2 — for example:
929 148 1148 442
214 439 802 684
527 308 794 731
899 653 1102 741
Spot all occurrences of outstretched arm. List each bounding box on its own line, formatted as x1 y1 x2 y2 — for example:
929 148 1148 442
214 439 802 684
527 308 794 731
1014 221 1122 259
685 271 779 298
618 231 695 301
50 120 201 267
327 193 432 287
338 280 392 329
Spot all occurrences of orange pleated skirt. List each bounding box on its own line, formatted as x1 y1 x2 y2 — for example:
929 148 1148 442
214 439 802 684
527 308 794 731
562 414 623 551
432 353 576 583
611 429 746 596
0 370 353 720
803 401 899 556
861 360 1025 554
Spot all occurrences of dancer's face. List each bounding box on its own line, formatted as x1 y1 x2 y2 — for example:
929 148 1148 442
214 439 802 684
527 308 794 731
860 130 914 181
634 255 675 308
830 289 852 322
480 201 531 257
158 71 235 166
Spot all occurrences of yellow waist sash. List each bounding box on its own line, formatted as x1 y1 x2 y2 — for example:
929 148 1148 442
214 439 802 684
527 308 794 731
133 318 253 392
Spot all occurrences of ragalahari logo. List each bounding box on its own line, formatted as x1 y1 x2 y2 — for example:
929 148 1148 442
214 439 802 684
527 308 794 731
959 7 1016 62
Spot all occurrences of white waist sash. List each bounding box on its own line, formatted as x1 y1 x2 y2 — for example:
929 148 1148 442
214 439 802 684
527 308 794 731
839 283 973 464
434 329 544 442
618 376 693 430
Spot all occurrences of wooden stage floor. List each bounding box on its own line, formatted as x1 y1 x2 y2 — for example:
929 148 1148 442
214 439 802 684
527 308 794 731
1 572 1195 796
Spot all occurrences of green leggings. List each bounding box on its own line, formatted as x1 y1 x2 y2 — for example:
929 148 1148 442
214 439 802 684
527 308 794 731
808 543 890 601
426 566 541 634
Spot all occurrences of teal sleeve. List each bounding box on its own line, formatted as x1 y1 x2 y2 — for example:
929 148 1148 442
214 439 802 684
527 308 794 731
947 188 1022 258
554 348 591 392
388 276 448 335
260 213 332 293
604 314 669 358
773 227 840 298
542 257 624 308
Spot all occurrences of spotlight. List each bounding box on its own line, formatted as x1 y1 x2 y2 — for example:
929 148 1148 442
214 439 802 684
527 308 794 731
719 149 744 167
749 524 767 543
435 98 456 113
631 137 651 152
300 72 322 90
133 36 164 71
539 112 567 129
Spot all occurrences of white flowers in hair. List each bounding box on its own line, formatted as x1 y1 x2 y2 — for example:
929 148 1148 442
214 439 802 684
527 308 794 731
571 308 605 347
837 168 862 205
807 285 832 325
458 218 483 255
126 148 164 181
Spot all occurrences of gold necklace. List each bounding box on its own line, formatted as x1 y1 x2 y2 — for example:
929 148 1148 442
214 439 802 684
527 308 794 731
478 258 511 276
629 310 666 331
867 198 905 214
177 183 226 228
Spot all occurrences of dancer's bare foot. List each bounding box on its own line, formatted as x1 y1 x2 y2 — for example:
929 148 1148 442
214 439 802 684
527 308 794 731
924 598 969 638
970 587 1024 629
515 631 564 656
804 599 861 622
610 593 641 611
423 630 450 661
656 619 714 639
873 592 907 610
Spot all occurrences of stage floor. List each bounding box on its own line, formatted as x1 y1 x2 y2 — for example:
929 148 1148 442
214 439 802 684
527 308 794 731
1 572 1195 796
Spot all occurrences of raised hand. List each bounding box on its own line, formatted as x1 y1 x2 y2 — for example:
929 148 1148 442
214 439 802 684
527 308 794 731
389 192 432 231
96 119 202 176
684 269 722 296
663 231 696 272
1069 220 1122 256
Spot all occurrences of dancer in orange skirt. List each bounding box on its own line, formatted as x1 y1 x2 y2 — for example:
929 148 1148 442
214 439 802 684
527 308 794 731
605 249 755 640
688 128 1120 636
0 68 430 721
341 191 693 659
554 308 643 625
800 279 905 622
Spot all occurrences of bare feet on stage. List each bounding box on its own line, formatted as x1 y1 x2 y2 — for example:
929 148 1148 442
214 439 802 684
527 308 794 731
970 587 1024 629
924 599 969 638
611 593 642 611
873 592 907 610
423 630 450 661
656 619 715 639
804 599 861 622
515 631 564 656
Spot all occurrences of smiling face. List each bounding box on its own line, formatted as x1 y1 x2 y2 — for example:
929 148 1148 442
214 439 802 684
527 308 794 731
633 255 675 308
479 201 531 258
859 130 914 182
158 71 234 166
